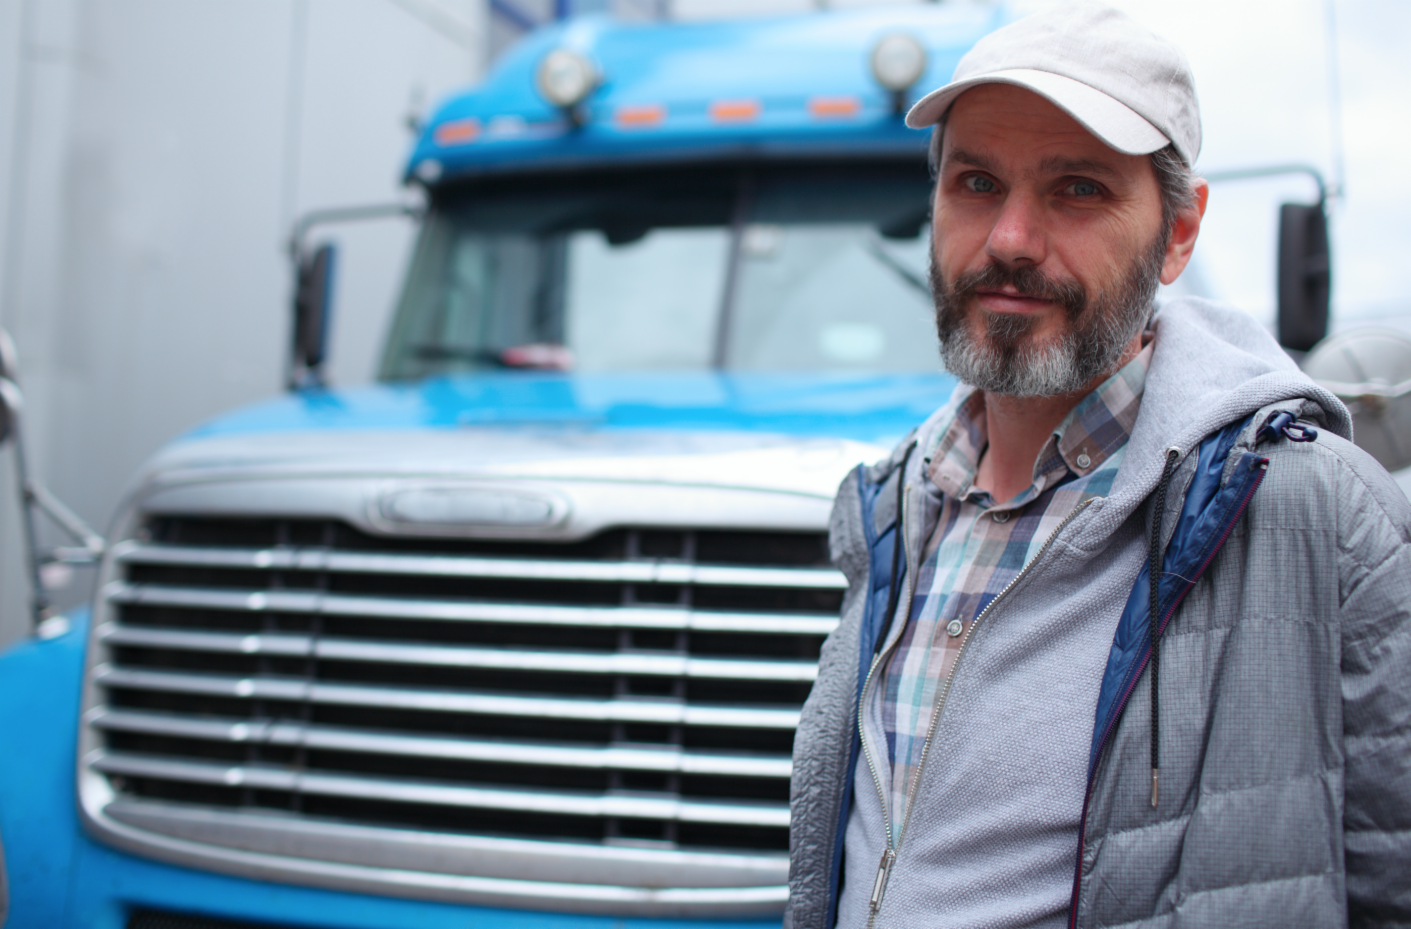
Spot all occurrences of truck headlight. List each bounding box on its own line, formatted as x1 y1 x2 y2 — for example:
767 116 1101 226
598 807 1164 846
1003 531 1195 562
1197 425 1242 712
536 48 599 110
870 33 927 93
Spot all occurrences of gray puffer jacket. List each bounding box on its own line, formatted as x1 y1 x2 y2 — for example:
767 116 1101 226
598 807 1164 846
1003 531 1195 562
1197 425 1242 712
787 299 1411 929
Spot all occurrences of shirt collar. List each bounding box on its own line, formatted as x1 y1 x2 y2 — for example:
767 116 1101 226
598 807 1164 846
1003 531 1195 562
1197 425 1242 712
925 339 1153 505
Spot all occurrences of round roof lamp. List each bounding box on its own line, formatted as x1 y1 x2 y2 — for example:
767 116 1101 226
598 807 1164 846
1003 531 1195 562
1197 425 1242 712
870 33 927 113
536 49 599 120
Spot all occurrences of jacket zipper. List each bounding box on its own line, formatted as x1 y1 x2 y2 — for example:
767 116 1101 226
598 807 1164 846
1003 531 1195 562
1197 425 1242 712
1066 463 1266 929
858 484 919 926
861 496 1093 924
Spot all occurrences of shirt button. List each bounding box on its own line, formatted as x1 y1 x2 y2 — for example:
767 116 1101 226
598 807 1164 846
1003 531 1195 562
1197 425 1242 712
946 619 964 638
991 510 1010 523
1076 453 1092 469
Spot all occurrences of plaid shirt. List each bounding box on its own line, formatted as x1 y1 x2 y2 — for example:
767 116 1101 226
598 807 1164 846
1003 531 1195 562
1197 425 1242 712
877 342 1153 829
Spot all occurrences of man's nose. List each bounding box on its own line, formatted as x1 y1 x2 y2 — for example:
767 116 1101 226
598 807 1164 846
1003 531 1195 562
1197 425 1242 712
984 191 1047 267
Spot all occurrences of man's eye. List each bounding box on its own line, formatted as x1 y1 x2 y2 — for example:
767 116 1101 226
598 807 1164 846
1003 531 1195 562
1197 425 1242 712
1067 180 1100 197
964 176 996 193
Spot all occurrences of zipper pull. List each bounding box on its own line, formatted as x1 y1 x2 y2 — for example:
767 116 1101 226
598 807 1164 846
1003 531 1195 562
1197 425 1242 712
869 848 897 913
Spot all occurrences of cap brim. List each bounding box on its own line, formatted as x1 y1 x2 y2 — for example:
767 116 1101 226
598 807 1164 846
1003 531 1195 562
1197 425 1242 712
905 68 1171 157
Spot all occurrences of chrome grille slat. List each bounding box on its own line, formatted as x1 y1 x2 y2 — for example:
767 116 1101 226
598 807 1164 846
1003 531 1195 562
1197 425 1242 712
106 582 840 635
91 752 792 828
95 665 804 728
93 709 794 778
117 543 846 589
100 624 818 681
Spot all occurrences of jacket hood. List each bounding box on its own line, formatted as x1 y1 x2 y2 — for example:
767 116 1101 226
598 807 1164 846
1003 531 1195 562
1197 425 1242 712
1116 297 1350 500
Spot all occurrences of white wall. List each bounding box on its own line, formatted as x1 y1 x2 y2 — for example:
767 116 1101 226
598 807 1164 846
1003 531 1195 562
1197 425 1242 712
0 0 485 647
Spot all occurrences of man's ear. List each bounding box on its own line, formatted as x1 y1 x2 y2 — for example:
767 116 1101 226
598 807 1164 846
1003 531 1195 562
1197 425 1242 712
1160 179 1209 286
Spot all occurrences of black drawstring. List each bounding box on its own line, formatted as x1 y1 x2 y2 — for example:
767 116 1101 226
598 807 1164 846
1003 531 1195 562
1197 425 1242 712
1149 446 1180 808
877 443 915 656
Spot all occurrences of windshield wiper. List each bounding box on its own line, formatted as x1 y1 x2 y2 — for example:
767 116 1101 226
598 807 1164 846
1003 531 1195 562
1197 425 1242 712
863 237 932 302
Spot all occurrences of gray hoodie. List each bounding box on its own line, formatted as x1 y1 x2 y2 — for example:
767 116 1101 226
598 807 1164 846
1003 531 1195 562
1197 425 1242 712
787 298 1411 928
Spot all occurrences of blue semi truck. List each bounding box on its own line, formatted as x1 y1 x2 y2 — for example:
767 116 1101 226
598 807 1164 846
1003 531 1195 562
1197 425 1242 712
0 6 1006 928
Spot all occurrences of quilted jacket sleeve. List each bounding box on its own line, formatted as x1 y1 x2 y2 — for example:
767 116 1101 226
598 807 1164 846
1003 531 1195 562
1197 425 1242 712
1332 441 1411 926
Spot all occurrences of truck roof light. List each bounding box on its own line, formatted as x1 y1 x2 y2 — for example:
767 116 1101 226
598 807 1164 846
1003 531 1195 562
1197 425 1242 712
434 118 481 147
870 33 927 93
710 99 761 123
809 96 861 119
616 104 665 127
536 48 599 110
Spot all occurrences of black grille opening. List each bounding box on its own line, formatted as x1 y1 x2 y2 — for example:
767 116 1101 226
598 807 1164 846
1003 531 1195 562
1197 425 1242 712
299 794 606 843
681 774 789 804
320 614 622 650
685 678 814 706
309 703 616 744
327 573 625 605
106 732 252 763
119 605 267 634
696 530 830 567
692 585 842 614
683 725 795 756
305 751 613 793
313 661 619 698
689 630 825 660
111 647 310 678
127 565 280 590
678 821 788 853
115 776 251 809
107 688 302 721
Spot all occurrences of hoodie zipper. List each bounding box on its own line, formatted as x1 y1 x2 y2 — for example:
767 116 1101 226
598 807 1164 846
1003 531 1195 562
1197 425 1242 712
858 484 919 926
860 495 1094 925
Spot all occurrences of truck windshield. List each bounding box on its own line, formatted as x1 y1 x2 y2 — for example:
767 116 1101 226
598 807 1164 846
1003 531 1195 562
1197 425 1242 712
380 162 938 379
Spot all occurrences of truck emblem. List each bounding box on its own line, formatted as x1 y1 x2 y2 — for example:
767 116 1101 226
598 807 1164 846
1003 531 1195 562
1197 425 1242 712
377 484 567 528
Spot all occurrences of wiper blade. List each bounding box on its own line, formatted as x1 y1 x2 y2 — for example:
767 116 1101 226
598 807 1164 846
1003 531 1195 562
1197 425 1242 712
863 237 931 302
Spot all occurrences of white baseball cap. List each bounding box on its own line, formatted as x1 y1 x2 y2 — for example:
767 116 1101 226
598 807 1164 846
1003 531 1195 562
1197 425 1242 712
906 1 1201 166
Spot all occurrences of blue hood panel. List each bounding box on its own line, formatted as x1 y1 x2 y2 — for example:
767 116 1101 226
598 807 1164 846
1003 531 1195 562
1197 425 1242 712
184 373 958 448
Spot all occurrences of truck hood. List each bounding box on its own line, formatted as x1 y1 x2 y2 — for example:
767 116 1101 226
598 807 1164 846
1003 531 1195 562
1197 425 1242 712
184 372 955 445
145 373 957 506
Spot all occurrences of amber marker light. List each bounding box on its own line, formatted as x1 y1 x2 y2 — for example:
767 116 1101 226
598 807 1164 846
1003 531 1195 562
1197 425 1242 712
808 96 861 119
709 99 761 122
433 118 481 146
616 104 666 127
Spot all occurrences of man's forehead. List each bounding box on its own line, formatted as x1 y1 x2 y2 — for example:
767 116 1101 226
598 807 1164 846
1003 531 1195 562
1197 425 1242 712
940 84 1141 175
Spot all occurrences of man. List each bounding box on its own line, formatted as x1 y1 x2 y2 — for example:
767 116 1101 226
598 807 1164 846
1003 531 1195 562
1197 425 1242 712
787 4 1411 928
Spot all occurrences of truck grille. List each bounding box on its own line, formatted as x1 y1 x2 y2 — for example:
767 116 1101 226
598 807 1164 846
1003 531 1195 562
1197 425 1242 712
85 515 839 906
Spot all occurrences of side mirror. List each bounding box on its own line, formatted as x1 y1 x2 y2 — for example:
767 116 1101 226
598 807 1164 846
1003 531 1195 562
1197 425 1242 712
0 378 20 447
290 243 337 389
1276 202 1331 352
0 329 19 446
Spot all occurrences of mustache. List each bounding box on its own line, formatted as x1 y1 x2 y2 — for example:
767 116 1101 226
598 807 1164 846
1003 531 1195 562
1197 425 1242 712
943 262 1088 321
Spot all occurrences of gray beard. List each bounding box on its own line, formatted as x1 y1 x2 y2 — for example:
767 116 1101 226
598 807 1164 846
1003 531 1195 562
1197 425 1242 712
930 237 1166 397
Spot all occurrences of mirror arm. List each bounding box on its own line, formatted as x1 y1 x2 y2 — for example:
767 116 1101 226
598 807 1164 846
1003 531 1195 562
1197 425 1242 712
1203 163 1329 207
288 202 423 262
26 480 105 557
8 409 52 628
1 371 106 629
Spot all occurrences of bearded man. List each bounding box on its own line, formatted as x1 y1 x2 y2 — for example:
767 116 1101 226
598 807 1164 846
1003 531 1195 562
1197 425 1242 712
786 4 1411 928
